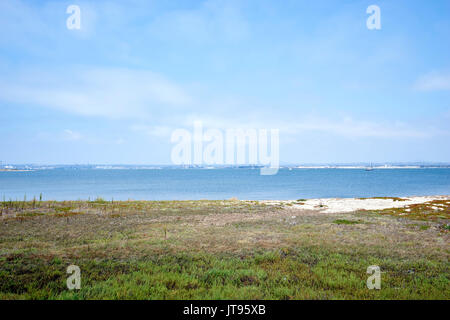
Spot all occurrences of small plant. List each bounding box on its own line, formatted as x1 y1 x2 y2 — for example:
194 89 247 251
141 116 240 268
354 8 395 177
22 194 27 209
94 197 107 204
333 219 363 225
317 201 326 208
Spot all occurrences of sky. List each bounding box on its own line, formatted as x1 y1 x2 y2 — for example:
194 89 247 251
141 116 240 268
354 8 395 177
0 0 449 165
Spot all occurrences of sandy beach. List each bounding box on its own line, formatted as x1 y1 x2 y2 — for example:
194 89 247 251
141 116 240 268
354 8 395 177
263 195 450 214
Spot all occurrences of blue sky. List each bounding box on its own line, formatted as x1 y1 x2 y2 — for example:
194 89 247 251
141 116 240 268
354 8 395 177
0 0 449 164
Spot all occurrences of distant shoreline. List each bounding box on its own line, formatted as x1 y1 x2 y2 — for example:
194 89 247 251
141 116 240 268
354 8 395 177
1 166 450 171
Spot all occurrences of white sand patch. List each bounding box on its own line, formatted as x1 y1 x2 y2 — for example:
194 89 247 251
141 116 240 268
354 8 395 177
261 195 450 214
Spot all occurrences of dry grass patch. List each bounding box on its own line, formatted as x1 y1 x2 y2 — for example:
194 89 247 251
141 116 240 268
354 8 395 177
367 200 450 222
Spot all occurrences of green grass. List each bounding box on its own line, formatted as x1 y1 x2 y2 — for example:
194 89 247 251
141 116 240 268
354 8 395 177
406 224 431 231
0 199 448 299
1 249 448 300
358 197 409 201
0 249 448 299
367 200 450 221
333 219 363 225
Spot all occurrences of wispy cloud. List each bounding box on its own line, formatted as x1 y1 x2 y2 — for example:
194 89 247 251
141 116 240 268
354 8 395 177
152 115 441 140
0 64 444 143
414 72 450 91
63 129 82 141
131 124 173 138
288 118 440 139
0 67 191 119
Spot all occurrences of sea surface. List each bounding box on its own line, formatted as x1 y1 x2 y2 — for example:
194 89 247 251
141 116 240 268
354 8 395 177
0 168 449 201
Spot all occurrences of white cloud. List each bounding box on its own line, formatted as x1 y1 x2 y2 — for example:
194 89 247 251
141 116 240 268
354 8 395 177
131 124 173 138
0 67 191 119
0 64 441 142
63 129 82 141
414 72 450 91
148 115 439 140
281 118 429 138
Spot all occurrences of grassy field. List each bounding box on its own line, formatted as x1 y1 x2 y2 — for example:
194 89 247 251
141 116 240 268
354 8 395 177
0 198 448 299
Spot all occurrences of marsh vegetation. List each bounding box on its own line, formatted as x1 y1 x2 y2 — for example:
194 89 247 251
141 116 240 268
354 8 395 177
0 198 448 299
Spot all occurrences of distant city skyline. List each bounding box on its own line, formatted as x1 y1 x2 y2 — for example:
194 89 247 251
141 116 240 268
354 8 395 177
2 162 450 167
1 0 449 164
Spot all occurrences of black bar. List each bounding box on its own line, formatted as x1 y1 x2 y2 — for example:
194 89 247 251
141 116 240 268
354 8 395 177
0 300 446 318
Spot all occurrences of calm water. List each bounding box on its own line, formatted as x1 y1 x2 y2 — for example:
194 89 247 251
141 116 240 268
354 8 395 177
0 168 449 201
